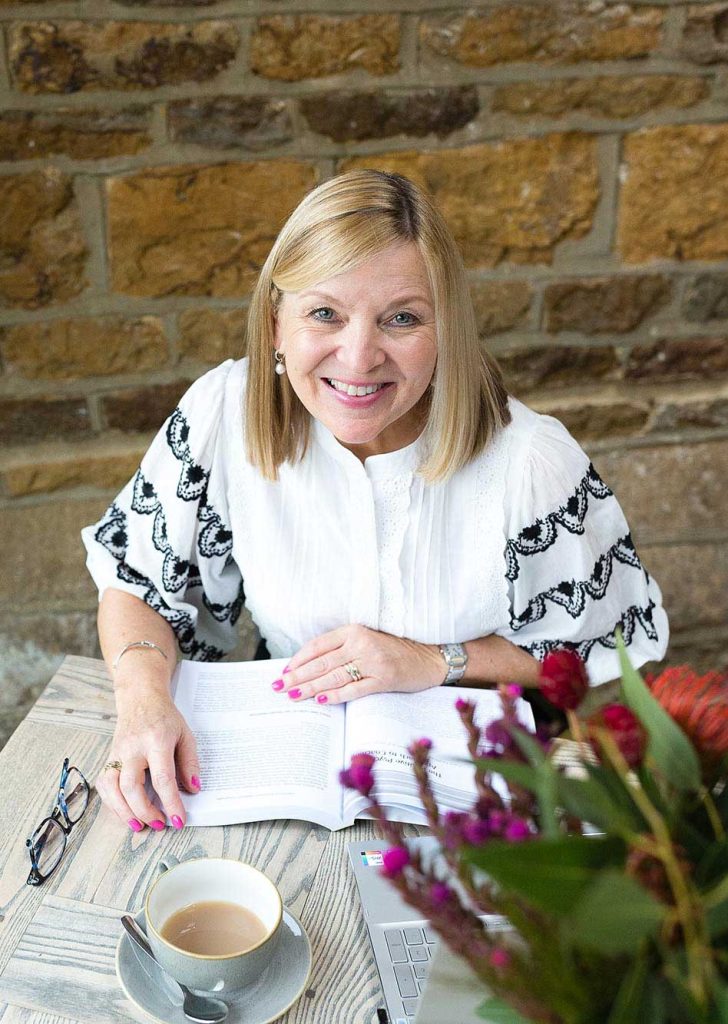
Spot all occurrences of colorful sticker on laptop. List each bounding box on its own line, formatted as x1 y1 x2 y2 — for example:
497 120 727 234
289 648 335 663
360 850 384 867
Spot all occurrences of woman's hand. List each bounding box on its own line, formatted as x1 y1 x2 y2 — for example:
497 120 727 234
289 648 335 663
275 625 445 704
95 686 200 831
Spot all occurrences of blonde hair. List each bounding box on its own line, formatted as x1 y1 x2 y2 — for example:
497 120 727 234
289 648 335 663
245 169 510 481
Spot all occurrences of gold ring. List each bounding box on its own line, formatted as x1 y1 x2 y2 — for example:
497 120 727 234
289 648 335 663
104 760 123 772
344 661 362 683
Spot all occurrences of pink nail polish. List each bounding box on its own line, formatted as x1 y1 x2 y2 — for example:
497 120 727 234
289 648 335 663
316 694 328 704
150 819 166 831
288 688 301 700
171 815 183 829
283 665 291 674
272 679 284 691
128 818 144 832
191 775 201 790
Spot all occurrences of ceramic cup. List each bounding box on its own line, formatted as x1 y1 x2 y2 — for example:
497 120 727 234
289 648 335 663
144 854 283 993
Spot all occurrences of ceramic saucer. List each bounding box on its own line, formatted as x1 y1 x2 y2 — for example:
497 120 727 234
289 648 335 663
116 907 312 1024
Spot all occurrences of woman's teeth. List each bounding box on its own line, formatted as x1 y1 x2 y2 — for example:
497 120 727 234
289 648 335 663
328 379 385 397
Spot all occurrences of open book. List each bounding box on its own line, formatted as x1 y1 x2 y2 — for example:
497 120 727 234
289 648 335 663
172 659 535 831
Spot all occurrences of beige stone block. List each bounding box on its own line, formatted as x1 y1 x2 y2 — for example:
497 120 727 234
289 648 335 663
178 308 247 363
499 344 619 393
0 396 90 445
2 448 144 497
0 498 108 612
619 124 728 263
342 136 599 267
538 399 650 443
625 337 728 381
651 395 728 432
101 380 191 433
680 4 728 65
250 15 400 81
470 280 532 336
593 440 728 539
0 315 168 379
493 75 709 119
0 169 87 310
639 543 728 631
108 161 317 297
420 5 663 67
544 275 672 334
9 20 239 93
0 107 152 161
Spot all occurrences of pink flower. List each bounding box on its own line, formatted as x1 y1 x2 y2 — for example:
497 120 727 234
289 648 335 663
350 753 376 769
504 818 531 843
339 752 377 795
429 882 452 907
539 650 589 711
462 818 491 845
489 948 510 970
410 737 433 754
381 846 410 878
591 703 647 770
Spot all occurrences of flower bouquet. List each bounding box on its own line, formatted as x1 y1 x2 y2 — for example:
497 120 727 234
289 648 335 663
340 638 728 1024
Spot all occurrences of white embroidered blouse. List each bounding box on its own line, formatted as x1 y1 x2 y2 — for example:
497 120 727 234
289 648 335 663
82 359 668 686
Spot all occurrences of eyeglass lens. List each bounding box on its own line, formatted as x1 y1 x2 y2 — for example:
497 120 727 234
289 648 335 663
30 818 66 877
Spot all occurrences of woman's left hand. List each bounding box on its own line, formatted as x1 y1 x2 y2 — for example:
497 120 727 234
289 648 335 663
276 625 445 704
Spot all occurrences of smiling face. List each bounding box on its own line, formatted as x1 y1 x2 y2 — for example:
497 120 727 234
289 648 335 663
273 241 438 461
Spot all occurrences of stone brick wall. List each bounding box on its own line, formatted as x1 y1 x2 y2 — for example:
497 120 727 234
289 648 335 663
1 0 727 744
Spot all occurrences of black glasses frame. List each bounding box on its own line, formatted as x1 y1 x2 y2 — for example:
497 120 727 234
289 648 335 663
26 758 90 887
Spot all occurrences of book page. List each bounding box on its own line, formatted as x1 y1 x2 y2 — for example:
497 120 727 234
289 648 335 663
172 659 346 829
342 686 535 822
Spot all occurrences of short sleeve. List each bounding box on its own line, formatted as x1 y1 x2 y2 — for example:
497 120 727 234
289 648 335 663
497 409 669 685
81 361 244 662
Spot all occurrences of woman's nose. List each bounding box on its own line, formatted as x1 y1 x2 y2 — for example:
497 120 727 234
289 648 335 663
337 320 386 372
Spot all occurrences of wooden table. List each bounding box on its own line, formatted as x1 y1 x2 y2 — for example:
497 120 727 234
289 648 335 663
0 656 411 1024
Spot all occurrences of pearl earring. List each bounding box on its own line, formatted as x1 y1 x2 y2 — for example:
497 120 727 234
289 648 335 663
274 350 286 376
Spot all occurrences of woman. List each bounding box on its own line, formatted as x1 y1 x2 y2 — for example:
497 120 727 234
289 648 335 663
82 170 668 832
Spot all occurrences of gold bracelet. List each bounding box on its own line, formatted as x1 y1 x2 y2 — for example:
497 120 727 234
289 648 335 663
112 640 169 672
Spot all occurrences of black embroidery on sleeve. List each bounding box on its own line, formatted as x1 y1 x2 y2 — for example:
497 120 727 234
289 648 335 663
167 409 210 502
505 464 613 582
520 599 658 663
510 534 642 632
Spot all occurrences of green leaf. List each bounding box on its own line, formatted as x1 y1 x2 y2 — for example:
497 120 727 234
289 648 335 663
607 950 656 1024
617 634 701 793
557 775 643 834
707 898 728 940
568 870 666 954
507 728 560 838
713 979 728 1024
462 835 625 916
475 758 542 793
476 996 533 1023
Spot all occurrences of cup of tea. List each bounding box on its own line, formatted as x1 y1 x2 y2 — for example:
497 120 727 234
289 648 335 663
144 855 283 992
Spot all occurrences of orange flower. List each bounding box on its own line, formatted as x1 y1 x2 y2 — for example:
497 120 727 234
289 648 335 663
647 666 728 773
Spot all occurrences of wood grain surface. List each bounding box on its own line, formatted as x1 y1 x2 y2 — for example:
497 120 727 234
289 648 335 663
0 657 407 1024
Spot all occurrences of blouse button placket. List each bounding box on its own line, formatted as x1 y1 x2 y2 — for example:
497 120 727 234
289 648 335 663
347 466 380 629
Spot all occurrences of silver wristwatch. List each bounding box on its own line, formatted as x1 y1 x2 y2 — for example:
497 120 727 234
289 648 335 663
439 643 468 685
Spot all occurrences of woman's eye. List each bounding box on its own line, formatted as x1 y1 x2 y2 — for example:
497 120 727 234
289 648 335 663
309 307 336 322
390 311 418 327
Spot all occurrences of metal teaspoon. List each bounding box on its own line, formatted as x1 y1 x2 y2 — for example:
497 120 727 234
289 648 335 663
121 914 229 1024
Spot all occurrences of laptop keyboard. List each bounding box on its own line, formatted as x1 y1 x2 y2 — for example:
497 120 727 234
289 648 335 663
384 925 437 1018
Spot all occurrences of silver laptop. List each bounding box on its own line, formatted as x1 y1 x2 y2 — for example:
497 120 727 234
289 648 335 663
347 837 508 1024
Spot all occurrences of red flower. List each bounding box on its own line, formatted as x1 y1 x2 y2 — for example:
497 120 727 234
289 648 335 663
590 703 647 769
539 650 589 711
647 666 728 772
